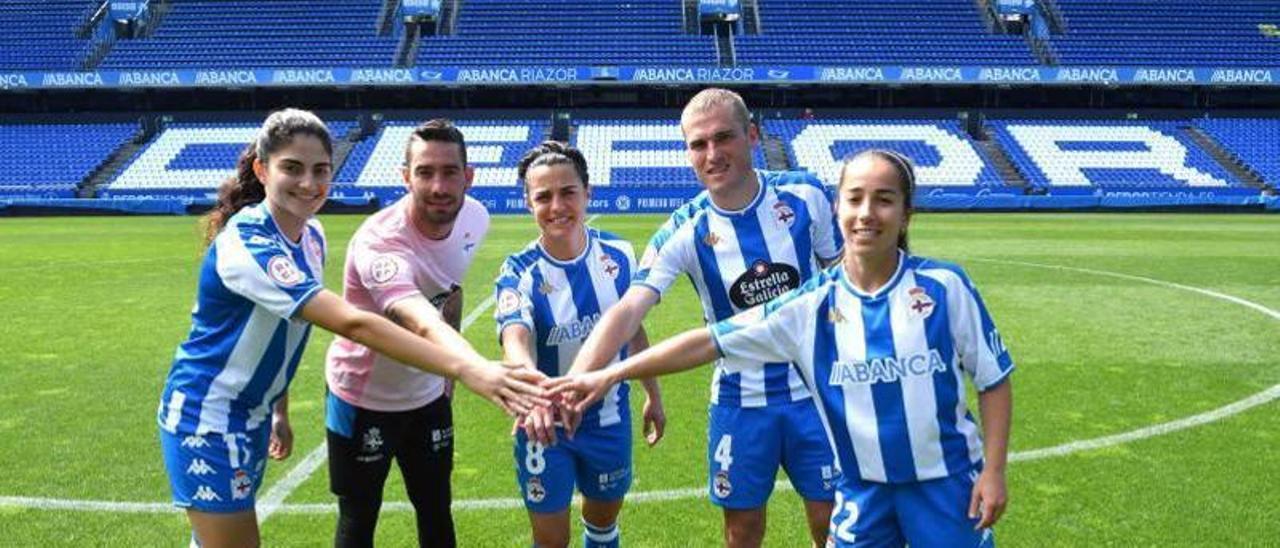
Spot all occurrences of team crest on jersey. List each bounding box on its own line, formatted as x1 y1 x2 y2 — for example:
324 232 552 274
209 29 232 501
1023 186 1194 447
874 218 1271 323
526 476 546 503
266 255 305 287
497 288 522 317
773 201 796 228
703 232 721 248
713 470 733 498
230 469 253 500
907 287 935 319
599 254 620 280
368 255 400 285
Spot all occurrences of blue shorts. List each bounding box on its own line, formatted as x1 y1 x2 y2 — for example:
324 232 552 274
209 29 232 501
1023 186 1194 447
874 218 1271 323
514 420 632 513
159 427 269 513
707 399 839 509
827 470 994 548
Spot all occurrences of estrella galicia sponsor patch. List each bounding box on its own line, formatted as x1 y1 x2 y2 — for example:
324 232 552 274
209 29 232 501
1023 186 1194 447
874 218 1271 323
729 260 800 309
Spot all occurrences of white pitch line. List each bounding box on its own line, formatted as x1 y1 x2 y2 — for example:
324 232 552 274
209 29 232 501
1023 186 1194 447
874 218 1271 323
254 268 530 524
9 254 1275 516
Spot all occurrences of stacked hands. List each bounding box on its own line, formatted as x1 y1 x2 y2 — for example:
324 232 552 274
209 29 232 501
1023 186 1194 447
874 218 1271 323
469 364 664 447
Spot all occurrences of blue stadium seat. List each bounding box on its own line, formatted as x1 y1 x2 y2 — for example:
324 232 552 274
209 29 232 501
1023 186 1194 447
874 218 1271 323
989 119 1244 191
1051 0 1280 66
0 122 135 199
0 0 96 70
1193 118 1280 187
735 0 1034 65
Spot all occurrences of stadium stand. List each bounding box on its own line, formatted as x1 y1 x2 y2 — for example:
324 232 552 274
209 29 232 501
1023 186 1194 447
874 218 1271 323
735 0 1035 65
573 120 696 187
416 0 716 65
0 122 136 199
100 0 398 69
762 119 1006 190
1051 0 1280 66
1193 118 1280 188
104 121 356 197
989 119 1244 191
343 119 549 190
0 0 94 70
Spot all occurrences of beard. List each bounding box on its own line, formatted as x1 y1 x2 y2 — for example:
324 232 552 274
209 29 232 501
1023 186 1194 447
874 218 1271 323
418 194 464 226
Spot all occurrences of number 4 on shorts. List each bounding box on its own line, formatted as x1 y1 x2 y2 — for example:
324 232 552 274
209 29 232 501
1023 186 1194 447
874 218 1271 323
714 434 733 471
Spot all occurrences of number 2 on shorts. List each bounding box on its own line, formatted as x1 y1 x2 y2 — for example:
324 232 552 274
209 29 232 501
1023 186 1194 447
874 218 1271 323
832 490 859 543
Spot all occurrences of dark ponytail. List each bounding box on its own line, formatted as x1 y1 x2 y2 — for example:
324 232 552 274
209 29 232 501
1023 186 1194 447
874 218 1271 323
203 145 265 244
201 108 333 245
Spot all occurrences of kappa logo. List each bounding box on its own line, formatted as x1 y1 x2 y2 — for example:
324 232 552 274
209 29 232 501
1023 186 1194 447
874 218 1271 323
230 470 253 500
538 281 555 295
266 255 305 287
713 470 733 498
599 254 620 280
773 201 796 228
497 288 522 316
703 232 722 248
180 435 210 449
247 235 275 248
907 287 935 319
828 306 846 324
368 255 400 285
192 485 221 502
186 458 214 476
526 476 546 503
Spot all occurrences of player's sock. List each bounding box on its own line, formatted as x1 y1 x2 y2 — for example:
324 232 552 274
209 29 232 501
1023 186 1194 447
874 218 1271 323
582 518 619 548
188 532 200 548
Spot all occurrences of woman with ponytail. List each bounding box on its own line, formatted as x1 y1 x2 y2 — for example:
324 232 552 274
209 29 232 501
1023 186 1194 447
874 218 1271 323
552 149 1015 548
158 109 548 547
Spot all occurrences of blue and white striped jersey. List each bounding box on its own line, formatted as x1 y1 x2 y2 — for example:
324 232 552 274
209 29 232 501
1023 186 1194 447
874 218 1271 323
710 254 1014 484
158 203 326 436
633 170 842 408
495 228 636 429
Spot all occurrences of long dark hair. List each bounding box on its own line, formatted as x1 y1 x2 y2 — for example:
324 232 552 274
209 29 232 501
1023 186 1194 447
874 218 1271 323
838 149 916 252
203 109 332 244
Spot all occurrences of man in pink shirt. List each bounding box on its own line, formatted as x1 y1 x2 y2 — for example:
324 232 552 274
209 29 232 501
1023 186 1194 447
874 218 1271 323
325 119 491 548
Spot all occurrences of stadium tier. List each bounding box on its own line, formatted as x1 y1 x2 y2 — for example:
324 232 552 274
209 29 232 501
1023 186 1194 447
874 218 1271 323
0 0 94 71
989 119 1247 192
762 119 1006 190
736 0 1034 65
1192 118 1280 187
0 122 136 199
416 0 715 66
100 0 398 69
336 119 550 187
1051 0 1280 66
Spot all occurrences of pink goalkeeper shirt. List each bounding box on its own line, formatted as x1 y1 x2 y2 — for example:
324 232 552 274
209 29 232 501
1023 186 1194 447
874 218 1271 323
324 195 489 411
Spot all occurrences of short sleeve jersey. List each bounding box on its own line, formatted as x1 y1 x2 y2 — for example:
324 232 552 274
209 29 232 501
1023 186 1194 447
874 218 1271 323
710 254 1015 483
158 203 326 435
633 170 842 408
494 228 636 429
325 195 489 412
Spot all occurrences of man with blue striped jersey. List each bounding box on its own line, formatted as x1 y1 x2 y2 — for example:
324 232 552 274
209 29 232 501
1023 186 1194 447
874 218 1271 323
158 109 548 547
552 150 1014 548
497 142 664 548
565 89 842 547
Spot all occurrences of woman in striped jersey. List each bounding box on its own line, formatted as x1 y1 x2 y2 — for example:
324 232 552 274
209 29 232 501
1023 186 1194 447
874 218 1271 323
551 149 1013 547
156 109 547 548
495 141 666 548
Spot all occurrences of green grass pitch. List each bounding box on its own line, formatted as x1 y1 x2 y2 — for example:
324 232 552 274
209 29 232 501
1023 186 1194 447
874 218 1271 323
0 212 1277 546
